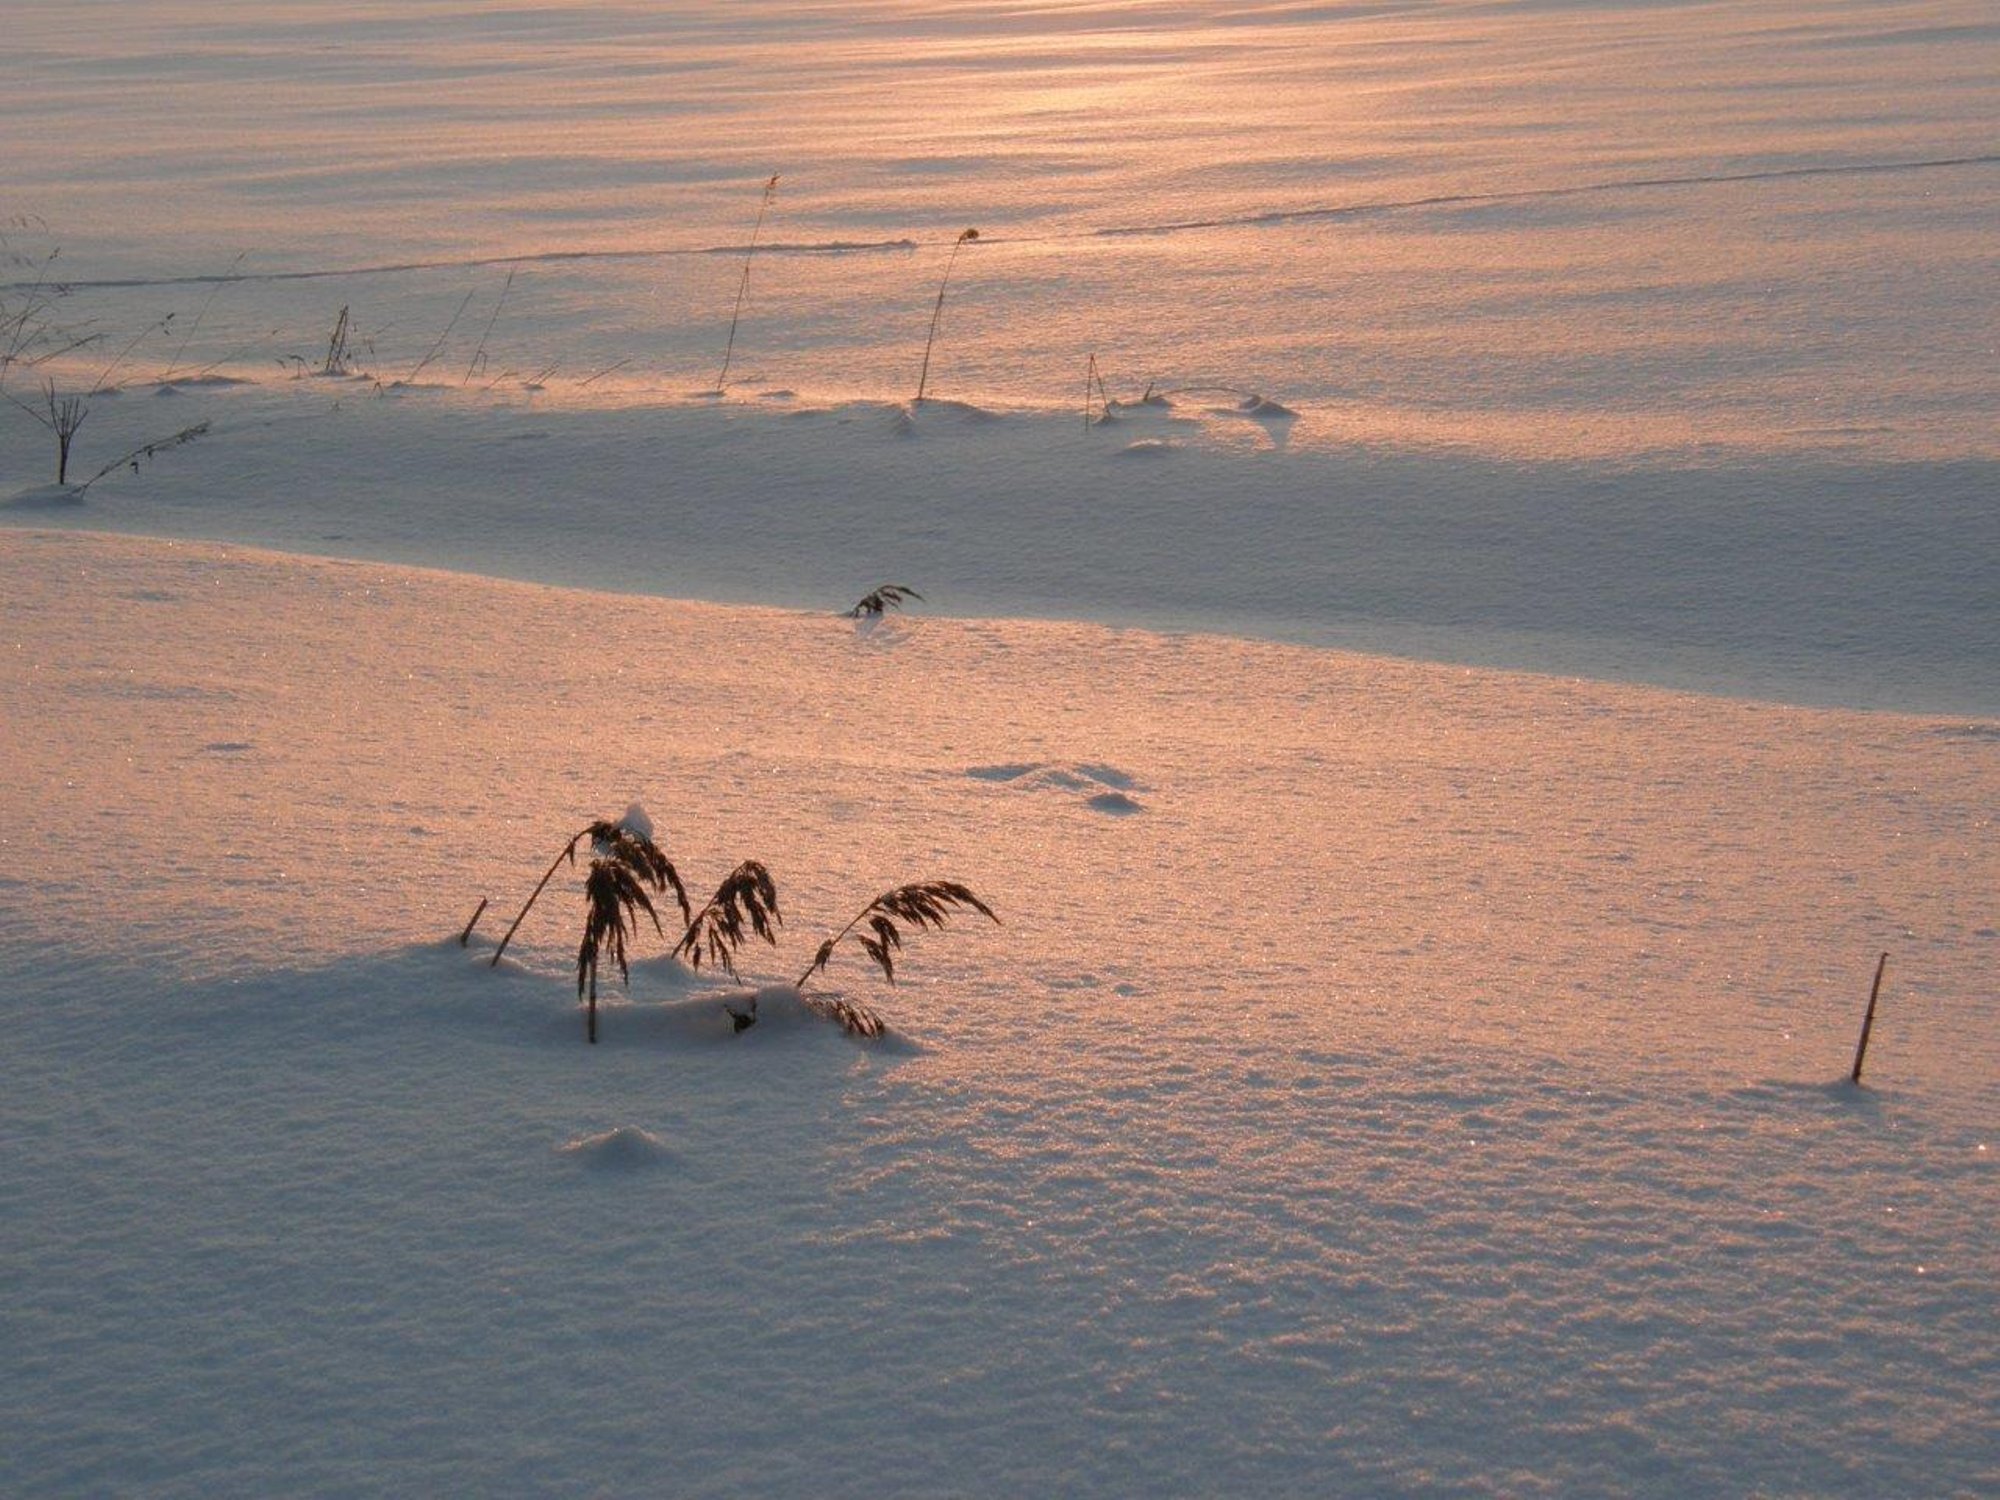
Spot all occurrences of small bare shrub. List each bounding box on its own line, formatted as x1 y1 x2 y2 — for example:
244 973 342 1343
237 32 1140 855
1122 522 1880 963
42 382 86 483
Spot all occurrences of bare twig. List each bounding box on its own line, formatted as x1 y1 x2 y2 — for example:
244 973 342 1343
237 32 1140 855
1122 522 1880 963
75 420 209 493
43 382 86 484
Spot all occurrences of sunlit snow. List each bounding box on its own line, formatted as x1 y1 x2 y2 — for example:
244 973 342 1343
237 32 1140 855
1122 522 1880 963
2 2 1995 1497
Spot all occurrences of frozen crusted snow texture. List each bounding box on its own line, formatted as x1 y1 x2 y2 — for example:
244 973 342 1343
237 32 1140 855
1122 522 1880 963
2 533 1993 1499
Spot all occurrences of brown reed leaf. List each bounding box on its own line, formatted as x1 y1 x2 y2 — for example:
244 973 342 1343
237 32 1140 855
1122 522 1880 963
577 858 663 999
584 820 691 928
800 992 887 1039
797 880 998 987
674 860 782 978
490 815 688 970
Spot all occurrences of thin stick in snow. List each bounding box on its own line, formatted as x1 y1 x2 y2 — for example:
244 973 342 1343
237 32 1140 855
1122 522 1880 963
1849 950 1889 1084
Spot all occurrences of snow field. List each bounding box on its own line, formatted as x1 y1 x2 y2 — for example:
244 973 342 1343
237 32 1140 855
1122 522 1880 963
3 0 1996 1492
3 531 1992 1496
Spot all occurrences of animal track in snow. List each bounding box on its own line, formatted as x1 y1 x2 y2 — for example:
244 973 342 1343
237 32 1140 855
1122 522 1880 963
966 761 1148 813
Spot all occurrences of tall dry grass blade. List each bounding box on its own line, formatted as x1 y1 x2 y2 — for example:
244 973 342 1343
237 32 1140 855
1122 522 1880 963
715 174 779 391
463 270 515 385
404 289 475 384
160 251 245 383
914 229 979 403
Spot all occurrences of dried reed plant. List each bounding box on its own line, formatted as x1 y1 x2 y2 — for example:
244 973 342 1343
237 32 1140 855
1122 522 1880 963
914 228 978 403
488 820 690 970
577 843 678 1044
674 860 782 977
847 583 923 618
798 881 998 987
789 881 998 1037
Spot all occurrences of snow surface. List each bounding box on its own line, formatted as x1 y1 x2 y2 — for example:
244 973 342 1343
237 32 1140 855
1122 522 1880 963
3 2 1997 1496
4 532 1994 1497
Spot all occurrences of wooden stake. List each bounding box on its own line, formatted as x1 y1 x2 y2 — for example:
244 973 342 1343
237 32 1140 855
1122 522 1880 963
1849 951 1889 1084
458 896 488 947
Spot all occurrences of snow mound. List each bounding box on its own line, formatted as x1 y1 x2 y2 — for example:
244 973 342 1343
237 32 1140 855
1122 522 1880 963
1085 790 1144 815
911 397 1003 424
153 374 248 393
558 1125 672 1169
1117 438 1180 457
1237 395 1297 418
4 483 85 509
717 983 821 1030
1106 392 1173 413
